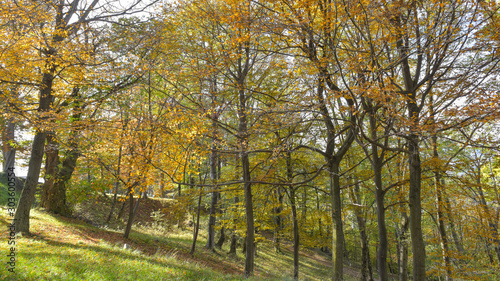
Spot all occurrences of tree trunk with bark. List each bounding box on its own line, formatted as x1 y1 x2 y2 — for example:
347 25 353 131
274 186 283 253
397 212 409 281
328 161 344 281
13 0 103 234
40 134 59 209
407 100 426 280
364 106 390 281
374 166 388 281
242 149 254 277
229 194 239 255
349 182 374 281
215 227 226 249
190 183 203 255
285 149 299 280
229 232 238 255
40 87 81 216
2 112 16 174
49 149 77 216
14 67 55 234
290 188 299 281
123 191 143 239
206 130 219 250
235 70 255 276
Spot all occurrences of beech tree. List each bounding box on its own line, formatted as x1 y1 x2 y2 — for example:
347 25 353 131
157 0 299 275
3 0 157 234
3 0 499 279
261 1 359 279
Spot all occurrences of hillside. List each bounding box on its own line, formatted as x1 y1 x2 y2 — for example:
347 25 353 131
0 195 363 280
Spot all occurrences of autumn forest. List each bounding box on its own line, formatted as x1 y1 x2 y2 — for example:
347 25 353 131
1 0 500 280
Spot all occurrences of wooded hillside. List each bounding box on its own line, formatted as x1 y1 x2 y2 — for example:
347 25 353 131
1 0 500 280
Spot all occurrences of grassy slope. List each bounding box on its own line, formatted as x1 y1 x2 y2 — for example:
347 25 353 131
0 194 361 281
0 172 22 207
0 172 12 206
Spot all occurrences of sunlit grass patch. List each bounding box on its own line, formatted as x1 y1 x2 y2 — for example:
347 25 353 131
6 238 231 280
0 210 243 281
0 202 352 281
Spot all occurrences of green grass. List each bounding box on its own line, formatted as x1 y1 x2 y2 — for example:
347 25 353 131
133 218 344 281
0 172 11 205
0 210 247 281
0 172 21 207
0 196 357 280
2 240 242 281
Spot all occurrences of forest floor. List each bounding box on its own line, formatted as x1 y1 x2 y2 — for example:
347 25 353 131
0 189 364 280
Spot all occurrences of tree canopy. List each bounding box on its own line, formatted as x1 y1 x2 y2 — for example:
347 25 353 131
1 0 499 280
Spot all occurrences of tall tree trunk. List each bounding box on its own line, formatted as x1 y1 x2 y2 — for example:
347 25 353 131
286 149 299 280
206 75 220 250
41 86 81 216
229 231 238 255
435 176 452 281
374 168 388 281
397 212 409 281
392 7 428 276
362 105 389 281
290 187 300 281
407 100 426 280
2 111 16 174
12 0 75 233
316 189 323 238
236 76 255 276
190 183 203 255
14 68 55 234
242 150 254 277
117 198 127 220
50 147 77 216
329 161 344 281
40 133 59 209
349 182 374 281
123 190 142 239
316 73 356 281
229 194 239 255
229 154 240 256
206 135 219 250
206 189 218 250
215 227 226 249
274 186 283 253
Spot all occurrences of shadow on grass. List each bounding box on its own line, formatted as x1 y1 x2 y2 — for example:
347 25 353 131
2 210 338 281
13 212 246 278
3 237 235 281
